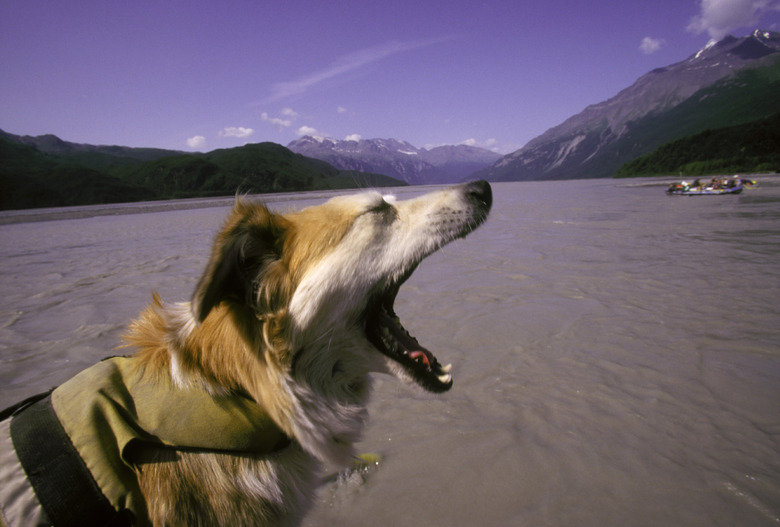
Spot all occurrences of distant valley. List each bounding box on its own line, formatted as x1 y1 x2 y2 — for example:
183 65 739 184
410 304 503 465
2 30 779 210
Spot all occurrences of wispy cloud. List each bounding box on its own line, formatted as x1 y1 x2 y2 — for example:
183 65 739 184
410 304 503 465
260 108 301 130
218 126 255 138
261 112 294 128
687 0 780 41
459 137 500 151
639 36 665 54
263 37 448 102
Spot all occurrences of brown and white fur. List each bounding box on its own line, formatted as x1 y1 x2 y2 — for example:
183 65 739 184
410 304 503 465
125 180 492 525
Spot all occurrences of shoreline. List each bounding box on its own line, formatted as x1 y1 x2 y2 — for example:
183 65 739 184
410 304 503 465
0 185 437 226
2 174 777 225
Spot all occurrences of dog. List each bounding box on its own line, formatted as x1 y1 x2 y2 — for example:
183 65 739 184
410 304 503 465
0 180 491 527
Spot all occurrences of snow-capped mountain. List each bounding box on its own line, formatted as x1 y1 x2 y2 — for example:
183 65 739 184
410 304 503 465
287 136 500 184
480 29 780 181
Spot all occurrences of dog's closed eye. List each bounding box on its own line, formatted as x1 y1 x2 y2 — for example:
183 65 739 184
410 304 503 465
368 200 393 214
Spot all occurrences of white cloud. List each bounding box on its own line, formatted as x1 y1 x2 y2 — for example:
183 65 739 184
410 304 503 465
186 135 206 149
280 107 299 118
687 0 780 41
297 125 322 139
345 134 362 141
261 112 293 128
264 37 448 102
337 106 348 113
219 126 255 138
639 36 665 54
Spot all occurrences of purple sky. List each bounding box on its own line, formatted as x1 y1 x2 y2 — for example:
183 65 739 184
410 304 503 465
2 0 779 154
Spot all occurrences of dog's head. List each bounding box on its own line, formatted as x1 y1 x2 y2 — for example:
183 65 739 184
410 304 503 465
192 181 491 394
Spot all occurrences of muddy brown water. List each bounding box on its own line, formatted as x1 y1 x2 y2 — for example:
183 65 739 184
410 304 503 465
2 178 778 525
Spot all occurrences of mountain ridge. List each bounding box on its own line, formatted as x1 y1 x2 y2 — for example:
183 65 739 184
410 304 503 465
287 136 501 184
480 29 780 181
0 134 402 210
4 29 780 208
0 128 182 163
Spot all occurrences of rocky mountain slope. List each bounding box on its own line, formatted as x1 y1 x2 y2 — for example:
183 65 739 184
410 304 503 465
287 136 501 184
480 30 780 181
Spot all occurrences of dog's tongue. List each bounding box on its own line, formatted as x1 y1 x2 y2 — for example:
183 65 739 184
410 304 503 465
408 351 430 368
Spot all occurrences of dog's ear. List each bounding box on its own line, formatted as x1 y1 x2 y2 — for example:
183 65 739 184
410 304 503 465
192 201 286 323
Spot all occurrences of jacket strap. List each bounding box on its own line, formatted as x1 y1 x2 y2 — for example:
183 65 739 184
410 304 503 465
10 395 134 527
0 390 50 422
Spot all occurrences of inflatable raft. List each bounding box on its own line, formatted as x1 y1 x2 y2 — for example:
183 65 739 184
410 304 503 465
666 177 744 196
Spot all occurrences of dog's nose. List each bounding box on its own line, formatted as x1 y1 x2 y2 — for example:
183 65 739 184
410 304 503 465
464 180 492 210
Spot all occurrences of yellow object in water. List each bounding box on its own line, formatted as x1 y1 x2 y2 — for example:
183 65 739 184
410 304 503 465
354 453 382 468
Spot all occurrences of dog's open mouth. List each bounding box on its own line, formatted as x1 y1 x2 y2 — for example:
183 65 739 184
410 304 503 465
365 274 453 393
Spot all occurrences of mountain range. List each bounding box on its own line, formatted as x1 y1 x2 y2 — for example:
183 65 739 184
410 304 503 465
3 30 780 210
287 136 501 185
0 132 401 210
478 29 780 181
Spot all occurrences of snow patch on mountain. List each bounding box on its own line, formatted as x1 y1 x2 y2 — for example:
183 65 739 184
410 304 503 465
288 136 500 184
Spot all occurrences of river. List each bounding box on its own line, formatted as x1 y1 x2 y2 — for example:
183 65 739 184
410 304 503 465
1 177 778 526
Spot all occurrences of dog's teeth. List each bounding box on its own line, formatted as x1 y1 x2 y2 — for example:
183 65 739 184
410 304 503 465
440 363 452 373
437 373 452 384
379 325 394 349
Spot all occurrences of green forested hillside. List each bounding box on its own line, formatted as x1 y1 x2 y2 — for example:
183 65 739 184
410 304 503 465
0 137 402 210
118 142 397 198
0 137 155 208
615 112 780 177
